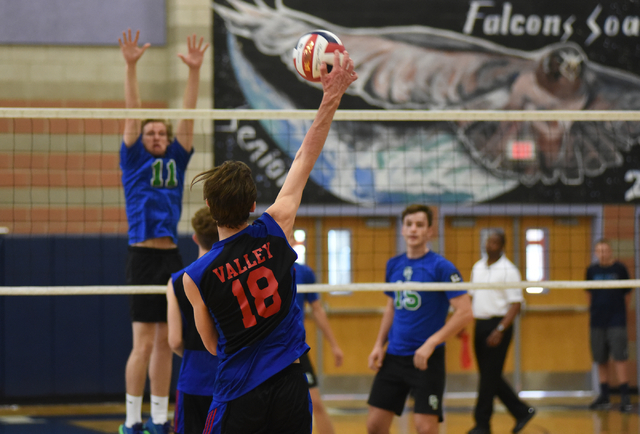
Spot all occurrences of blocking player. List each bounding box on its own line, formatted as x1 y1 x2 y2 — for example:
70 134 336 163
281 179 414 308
183 50 357 433
118 28 208 434
366 204 473 434
167 207 219 434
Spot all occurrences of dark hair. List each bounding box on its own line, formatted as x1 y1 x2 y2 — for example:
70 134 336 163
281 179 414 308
401 204 433 227
191 206 219 250
489 229 506 249
595 238 610 247
141 119 173 142
191 161 257 228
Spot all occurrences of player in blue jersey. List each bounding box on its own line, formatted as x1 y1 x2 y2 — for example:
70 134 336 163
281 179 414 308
366 204 473 434
182 50 357 434
167 207 219 434
118 29 209 434
293 259 343 434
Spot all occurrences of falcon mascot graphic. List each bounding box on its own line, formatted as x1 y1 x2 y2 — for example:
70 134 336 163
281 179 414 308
214 0 640 203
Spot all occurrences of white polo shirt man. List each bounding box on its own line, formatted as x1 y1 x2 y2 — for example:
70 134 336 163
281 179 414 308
468 242 534 434
471 254 523 320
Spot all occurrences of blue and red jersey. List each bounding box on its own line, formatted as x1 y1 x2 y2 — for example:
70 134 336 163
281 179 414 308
184 212 309 402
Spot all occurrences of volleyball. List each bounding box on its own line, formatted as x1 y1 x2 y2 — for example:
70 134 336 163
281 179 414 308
292 30 345 82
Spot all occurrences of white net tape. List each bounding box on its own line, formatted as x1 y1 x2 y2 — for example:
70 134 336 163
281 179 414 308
0 279 637 295
2 108 640 121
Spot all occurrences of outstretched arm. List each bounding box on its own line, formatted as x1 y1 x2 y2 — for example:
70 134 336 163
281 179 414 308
266 50 357 236
166 278 184 356
119 29 150 146
175 34 210 153
183 273 218 356
309 299 344 367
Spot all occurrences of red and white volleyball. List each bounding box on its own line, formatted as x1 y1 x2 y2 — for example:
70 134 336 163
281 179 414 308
292 30 345 82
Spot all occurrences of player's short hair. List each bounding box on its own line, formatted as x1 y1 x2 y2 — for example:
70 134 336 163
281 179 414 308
595 238 610 247
489 229 506 249
191 206 219 250
191 161 257 228
401 204 433 227
141 119 173 142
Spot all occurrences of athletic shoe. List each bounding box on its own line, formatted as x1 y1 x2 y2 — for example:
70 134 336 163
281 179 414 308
620 395 633 412
588 394 611 410
119 423 149 434
144 421 172 434
512 407 535 433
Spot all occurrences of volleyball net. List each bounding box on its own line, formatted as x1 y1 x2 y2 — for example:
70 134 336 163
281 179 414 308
2 107 640 285
2 107 640 400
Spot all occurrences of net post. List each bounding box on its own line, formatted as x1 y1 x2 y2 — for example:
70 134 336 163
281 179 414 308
635 206 640 402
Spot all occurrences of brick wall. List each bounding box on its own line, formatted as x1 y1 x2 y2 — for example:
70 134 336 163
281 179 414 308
0 0 213 235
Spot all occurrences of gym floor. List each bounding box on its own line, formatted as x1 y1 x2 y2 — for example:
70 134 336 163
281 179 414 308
0 396 636 434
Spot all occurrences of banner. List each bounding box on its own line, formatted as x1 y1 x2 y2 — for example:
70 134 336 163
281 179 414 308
0 0 165 46
213 0 640 205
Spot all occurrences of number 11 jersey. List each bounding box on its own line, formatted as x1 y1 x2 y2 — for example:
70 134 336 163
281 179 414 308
184 212 309 402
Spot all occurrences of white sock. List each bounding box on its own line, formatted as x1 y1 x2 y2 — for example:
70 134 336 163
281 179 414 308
125 394 143 428
151 395 169 424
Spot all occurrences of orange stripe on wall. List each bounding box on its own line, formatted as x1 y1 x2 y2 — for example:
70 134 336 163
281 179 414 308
0 207 128 235
1 153 120 170
0 153 123 187
1 119 124 135
0 100 168 108
0 170 122 187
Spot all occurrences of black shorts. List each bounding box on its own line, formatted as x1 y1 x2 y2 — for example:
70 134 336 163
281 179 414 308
204 363 312 434
299 352 318 388
591 327 629 363
125 246 183 323
368 347 445 421
174 390 213 434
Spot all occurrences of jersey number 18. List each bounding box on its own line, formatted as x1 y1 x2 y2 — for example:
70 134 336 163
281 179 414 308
232 266 282 328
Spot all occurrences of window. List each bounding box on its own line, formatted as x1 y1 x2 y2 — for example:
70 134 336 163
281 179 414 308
328 229 351 285
292 229 307 264
525 228 548 294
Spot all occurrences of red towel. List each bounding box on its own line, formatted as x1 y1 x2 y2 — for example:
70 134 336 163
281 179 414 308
459 330 472 369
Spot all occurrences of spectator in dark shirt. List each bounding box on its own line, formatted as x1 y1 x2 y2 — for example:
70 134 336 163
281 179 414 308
586 239 632 412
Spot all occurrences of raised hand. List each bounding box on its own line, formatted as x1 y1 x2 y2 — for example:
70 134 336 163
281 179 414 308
177 34 210 70
118 29 150 65
320 50 358 98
